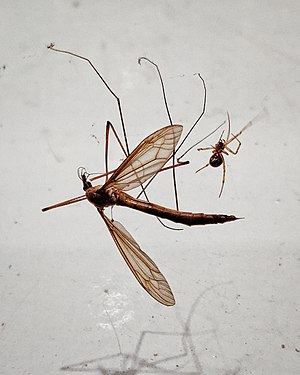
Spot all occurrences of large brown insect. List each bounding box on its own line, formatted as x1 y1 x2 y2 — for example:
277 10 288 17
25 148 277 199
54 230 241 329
42 125 239 306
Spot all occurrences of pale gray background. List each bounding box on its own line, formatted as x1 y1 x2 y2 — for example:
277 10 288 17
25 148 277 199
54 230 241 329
0 1 299 374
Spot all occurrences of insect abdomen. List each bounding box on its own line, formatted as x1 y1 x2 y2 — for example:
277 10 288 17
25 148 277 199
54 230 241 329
116 191 239 226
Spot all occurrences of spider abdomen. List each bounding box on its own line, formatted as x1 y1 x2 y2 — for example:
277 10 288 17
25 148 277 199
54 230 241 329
209 153 223 168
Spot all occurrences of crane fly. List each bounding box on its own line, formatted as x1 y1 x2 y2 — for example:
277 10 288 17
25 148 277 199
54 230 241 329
47 44 190 230
42 125 239 306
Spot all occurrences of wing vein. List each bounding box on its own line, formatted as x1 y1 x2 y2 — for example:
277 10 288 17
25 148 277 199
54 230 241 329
99 209 175 306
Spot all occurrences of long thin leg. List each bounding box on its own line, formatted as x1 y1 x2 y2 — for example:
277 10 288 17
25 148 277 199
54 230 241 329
179 120 226 159
225 112 231 142
176 74 207 156
47 45 148 198
137 61 207 157
105 121 128 181
138 57 173 125
195 162 210 174
138 57 179 211
42 194 87 212
47 44 130 155
219 154 226 198
197 146 214 151
138 61 207 209
225 136 241 155
82 121 128 185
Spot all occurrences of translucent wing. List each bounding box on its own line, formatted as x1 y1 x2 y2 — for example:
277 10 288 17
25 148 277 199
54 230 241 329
227 107 269 143
104 125 183 192
99 209 175 306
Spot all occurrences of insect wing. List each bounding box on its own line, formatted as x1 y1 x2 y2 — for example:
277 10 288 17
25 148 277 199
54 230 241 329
228 107 269 143
104 125 183 192
100 210 175 306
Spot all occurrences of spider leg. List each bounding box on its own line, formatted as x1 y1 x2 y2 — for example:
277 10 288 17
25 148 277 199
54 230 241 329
225 134 241 154
225 111 231 142
195 162 210 173
197 146 214 151
218 154 226 198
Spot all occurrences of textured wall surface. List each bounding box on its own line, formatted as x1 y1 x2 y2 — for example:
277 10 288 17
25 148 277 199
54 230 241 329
1 1 299 374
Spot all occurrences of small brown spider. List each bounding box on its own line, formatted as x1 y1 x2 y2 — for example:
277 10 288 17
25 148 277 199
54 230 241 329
196 112 253 197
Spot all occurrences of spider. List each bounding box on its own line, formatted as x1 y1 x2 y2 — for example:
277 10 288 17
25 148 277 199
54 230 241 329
196 112 250 198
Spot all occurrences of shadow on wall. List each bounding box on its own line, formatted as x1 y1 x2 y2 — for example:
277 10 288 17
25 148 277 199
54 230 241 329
60 282 242 374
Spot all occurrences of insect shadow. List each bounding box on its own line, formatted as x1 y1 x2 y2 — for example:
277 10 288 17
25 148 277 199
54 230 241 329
60 282 242 374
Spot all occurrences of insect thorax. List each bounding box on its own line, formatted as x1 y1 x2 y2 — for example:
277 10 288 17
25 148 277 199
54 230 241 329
86 185 117 208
